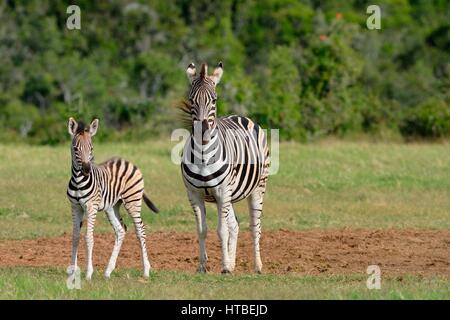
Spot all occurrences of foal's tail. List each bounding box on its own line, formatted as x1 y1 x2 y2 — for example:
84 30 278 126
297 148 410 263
143 192 159 213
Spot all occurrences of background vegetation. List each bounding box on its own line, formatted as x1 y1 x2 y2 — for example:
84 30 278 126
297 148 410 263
0 0 449 144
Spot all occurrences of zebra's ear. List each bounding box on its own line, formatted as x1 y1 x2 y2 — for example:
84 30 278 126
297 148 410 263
186 62 196 84
89 119 99 136
211 61 223 85
68 117 78 136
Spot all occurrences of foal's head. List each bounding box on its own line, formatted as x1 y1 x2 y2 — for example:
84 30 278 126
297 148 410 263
67 118 99 176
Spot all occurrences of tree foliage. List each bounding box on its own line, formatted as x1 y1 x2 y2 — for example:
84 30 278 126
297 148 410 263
0 0 448 144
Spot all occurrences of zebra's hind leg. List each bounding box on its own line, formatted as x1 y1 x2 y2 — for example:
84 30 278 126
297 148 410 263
226 205 239 272
114 201 127 232
247 189 265 274
104 207 126 278
187 189 208 273
124 200 151 278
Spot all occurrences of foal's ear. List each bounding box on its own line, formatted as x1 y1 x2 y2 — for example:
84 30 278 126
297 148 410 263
68 117 78 136
89 119 99 136
186 62 196 84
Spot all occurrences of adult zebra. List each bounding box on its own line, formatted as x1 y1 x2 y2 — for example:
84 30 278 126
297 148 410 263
180 62 270 274
66 118 159 279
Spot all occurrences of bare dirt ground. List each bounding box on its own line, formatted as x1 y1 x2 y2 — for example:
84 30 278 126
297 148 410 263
0 229 449 276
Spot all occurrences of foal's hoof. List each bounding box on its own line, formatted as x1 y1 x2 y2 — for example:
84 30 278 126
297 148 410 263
221 269 232 274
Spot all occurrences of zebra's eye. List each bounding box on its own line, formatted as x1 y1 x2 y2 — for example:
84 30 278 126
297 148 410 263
189 99 194 105
212 99 217 104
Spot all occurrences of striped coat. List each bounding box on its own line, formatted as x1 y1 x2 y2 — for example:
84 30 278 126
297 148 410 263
67 118 158 280
181 62 270 274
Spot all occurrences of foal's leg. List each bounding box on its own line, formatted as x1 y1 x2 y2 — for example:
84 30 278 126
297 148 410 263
69 203 84 274
113 202 127 232
124 200 151 278
104 207 126 278
85 206 98 280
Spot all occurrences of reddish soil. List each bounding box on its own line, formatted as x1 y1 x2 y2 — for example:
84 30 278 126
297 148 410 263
0 229 449 276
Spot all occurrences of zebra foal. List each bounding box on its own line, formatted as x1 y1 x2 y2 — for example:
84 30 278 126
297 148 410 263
66 118 158 279
180 62 270 274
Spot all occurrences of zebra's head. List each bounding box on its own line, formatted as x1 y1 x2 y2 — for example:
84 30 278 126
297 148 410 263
186 62 223 142
68 117 99 176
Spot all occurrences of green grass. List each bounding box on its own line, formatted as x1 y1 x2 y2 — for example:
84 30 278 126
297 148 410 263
0 140 449 299
0 140 449 239
0 267 448 300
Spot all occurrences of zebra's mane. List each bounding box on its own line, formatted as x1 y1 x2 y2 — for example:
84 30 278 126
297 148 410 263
175 100 193 132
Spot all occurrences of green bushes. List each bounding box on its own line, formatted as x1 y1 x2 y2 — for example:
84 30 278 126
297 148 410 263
401 98 450 138
0 0 449 144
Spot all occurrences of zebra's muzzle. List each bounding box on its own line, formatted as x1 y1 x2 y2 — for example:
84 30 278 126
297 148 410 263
81 162 91 176
193 120 211 145
201 119 211 144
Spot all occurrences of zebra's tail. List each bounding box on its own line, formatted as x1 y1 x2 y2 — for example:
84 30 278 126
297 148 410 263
143 192 159 213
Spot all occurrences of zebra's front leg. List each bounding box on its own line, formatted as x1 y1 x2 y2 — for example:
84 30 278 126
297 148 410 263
226 205 239 272
104 207 126 278
85 206 97 280
217 201 233 273
247 191 264 273
187 189 208 273
69 203 84 275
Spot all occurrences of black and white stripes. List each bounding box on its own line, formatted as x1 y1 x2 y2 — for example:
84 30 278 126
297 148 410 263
181 62 270 273
67 118 158 279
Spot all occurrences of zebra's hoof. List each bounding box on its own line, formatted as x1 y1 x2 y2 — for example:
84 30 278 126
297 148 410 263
221 269 232 274
197 265 208 273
